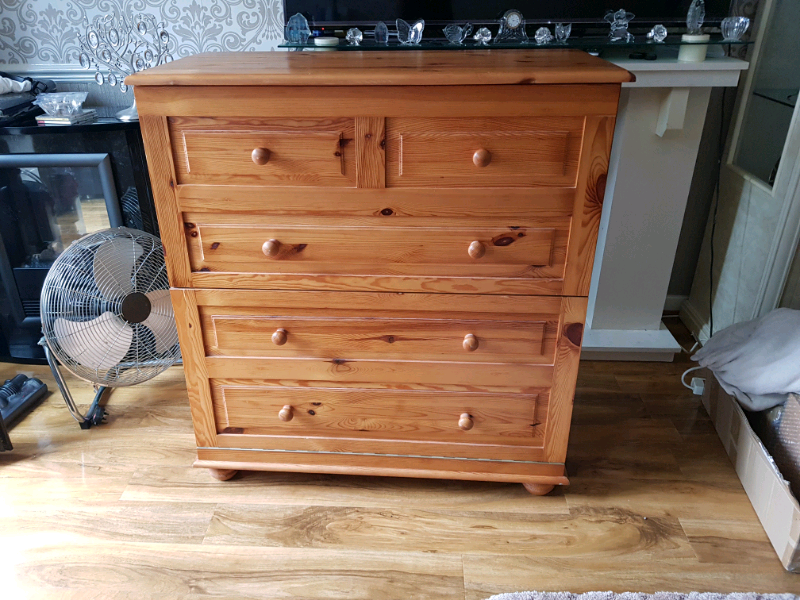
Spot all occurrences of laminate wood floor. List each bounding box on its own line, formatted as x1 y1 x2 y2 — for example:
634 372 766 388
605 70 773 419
1 326 798 599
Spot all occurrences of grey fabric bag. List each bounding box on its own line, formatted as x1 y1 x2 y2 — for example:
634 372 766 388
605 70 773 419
692 308 800 411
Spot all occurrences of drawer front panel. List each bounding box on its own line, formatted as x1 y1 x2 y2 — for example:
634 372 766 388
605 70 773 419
205 314 548 363
197 289 560 364
386 117 584 188
187 220 567 280
169 117 356 186
211 380 543 447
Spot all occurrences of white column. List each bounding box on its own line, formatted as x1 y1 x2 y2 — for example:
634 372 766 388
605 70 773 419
583 53 748 361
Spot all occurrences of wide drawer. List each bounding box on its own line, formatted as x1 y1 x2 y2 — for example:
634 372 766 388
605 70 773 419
210 379 543 447
184 216 569 290
198 290 561 364
169 117 356 187
386 117 584 188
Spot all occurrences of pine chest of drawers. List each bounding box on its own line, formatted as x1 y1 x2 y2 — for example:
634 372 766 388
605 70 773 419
130 50 632 494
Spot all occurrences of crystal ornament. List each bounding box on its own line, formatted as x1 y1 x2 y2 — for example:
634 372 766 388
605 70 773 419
473 27 492 45
721 16 749 41
555 23 572 43
78 12 172 121
647 24 668 43
605 8 635 42
443 23 473 45
687 0 705 35
494 9 528 43
534 27 553 45
346 27 363 45
374 21 389 45
285 13 311 43
397 19 424 44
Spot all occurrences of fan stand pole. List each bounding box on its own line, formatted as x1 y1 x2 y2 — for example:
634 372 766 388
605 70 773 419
40 339 108 429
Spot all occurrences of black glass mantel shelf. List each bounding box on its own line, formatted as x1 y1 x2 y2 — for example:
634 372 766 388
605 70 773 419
280 35 750 51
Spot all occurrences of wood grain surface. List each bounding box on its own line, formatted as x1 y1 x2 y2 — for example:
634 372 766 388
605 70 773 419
138 115 191 287
126 50 634 87
185 222 560 278
204 311 551 362
2 324 799 598
385 116 583 188
564 116 616 296
176 186 576 218
214 384 541 444
169 116 356 187
356 117 386 188
133 84 622 119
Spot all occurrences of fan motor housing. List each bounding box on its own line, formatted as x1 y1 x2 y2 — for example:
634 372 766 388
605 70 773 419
121 292 152 324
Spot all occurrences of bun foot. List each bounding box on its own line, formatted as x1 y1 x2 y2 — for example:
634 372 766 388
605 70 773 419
523 483 555 496
209 468 238 481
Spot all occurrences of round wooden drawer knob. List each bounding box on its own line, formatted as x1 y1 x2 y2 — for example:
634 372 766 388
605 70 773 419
473 148 492 168
463 333 479 352
262 239 281 257
272 328 288 346
252 147 271 165
458 413 474 431
468 241 486 259
279 405 294 422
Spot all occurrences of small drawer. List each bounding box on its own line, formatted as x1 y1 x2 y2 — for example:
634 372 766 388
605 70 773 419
169 117 356 186
186 219 567 283
210 380 542 447
386 116 584 188
197 289 561 364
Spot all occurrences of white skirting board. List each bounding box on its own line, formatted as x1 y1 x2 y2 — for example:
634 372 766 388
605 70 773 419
582 323 683 362
680 297 711 344
702 373 800 572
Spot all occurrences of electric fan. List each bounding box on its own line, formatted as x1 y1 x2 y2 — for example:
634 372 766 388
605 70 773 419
39 227 181 428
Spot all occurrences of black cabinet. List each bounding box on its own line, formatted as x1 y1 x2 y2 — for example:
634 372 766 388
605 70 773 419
0 119 157 362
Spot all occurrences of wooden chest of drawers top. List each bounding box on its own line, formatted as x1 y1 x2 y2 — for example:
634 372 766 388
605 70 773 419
126 50 633 88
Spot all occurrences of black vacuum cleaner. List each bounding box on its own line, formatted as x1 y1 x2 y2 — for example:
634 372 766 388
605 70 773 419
0 374 48 450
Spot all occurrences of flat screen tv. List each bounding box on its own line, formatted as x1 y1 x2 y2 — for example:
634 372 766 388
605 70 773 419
284 1 734 26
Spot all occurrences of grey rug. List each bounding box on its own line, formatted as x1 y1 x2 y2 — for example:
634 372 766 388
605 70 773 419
486 594 799 600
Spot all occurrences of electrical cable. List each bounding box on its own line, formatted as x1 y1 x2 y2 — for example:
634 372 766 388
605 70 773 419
709 90 727 340
708 45 735 339
681 365 705 390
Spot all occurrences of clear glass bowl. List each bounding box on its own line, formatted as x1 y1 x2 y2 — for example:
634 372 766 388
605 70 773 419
32 92 89 117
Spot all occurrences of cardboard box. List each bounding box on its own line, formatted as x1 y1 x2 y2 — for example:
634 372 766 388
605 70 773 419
702 374 800 572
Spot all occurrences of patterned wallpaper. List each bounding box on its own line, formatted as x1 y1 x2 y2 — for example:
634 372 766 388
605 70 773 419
0 0 285 65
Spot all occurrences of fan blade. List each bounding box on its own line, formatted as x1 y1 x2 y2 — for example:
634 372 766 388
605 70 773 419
143 289 179 353
53 312 134 371
93 237 144 300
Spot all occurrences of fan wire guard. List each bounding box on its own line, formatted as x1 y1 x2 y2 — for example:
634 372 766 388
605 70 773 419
40 227 180 387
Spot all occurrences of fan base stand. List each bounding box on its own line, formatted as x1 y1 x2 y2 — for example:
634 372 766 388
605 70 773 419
41 338 109 429
79 402 107 429
209 468 238 481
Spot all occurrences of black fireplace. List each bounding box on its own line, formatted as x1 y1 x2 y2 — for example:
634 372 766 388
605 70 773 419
0 119 158 363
